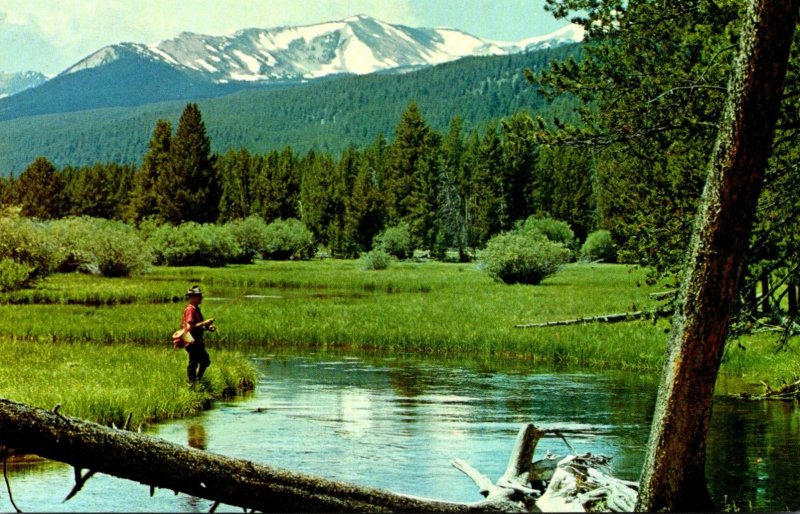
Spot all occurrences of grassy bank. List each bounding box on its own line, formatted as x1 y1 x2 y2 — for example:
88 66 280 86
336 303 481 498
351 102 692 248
1 261 669 367
0 338 258 427
1 260 795 385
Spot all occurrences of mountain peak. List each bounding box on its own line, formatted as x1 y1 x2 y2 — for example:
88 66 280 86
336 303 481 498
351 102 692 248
0 15 583 120
53 15 581 85
0 71 48 99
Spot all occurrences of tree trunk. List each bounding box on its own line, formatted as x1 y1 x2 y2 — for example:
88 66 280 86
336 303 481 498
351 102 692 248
635 1 798 511
787 279 797 315
0 399 521 513
760 271 771 314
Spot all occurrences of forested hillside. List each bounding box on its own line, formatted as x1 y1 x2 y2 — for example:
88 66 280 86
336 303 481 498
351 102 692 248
0 45 578 174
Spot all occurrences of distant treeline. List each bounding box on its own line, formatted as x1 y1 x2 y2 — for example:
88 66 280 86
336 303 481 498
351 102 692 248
0 101 595 261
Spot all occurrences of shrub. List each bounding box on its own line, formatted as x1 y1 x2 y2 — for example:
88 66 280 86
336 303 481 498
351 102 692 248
148 222 243 266
0 216 58 280
374 222 413 260
359 249 393 271
479 231 571 285
0 258 35 292
47 217 153 277
518 216 576 253
260 218 315 260
580 230 617 263
226 216 269 263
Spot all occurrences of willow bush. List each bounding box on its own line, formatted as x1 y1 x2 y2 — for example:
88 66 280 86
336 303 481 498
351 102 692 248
479 231 571 285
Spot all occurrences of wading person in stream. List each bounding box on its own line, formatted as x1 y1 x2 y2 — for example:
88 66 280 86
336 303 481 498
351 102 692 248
178 285 216 384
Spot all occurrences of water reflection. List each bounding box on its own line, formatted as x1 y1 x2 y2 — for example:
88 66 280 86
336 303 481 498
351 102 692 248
707 398 800 511
1 349 797 512
187 423 207 450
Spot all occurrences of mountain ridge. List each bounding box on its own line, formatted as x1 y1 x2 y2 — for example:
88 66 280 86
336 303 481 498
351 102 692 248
0 15 582 121
0 44 581 173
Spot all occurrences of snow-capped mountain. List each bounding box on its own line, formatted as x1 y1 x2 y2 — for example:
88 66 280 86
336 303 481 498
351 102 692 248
62 14 580 84
0 71 48 99
0 15 582 121
502 24 586 52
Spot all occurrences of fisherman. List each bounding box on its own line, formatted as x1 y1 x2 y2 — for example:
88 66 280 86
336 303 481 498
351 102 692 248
181 285 215 384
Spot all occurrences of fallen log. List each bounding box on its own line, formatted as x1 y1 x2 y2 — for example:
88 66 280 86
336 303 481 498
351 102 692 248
738 379 800 401
515 310 655 329
0 398 523 512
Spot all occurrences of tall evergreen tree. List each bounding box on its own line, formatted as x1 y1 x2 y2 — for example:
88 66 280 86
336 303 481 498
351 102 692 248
437 117 470 260
155 104 218 224
298 150 336 247
469 123 507 246
69 163 119 219
127 120 172 224
405 130 443 253
636 1 797 509
384 102 432 223
343 146 386 254
501 112 538 224
15 157 66 219
217 148 256 222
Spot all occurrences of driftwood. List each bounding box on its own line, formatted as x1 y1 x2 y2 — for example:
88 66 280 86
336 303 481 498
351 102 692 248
452 424 542 509
537 454 638 512
0 398 524 512
515 310 662 329
453 425 639 513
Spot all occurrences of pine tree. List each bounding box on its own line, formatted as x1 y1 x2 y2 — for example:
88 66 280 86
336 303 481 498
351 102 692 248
154 104 218 224
501 112 538 224
343 147 386 254
536 0 742 271
469 123 507 247
70 163 118 219
437 117 470 260
384 102 431 224
127 120 172 224
298 150 336 247
217 148 255 222
15 157 66 219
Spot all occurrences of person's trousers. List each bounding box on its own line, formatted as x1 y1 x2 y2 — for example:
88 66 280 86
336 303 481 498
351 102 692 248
185 340 211 382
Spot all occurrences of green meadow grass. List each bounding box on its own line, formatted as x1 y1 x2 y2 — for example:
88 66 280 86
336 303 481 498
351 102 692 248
0 262 669 366
0 338 258 427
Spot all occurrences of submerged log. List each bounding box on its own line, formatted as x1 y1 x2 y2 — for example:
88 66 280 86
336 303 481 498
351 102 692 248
0 398 523 512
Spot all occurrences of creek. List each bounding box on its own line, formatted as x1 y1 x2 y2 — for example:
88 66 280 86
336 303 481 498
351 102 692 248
3 349 798 512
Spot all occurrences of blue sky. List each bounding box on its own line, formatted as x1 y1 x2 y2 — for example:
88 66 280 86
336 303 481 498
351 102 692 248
0 0 566 74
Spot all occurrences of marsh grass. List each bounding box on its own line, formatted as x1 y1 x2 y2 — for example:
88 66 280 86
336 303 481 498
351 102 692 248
0 260 794 382
0 339 258 427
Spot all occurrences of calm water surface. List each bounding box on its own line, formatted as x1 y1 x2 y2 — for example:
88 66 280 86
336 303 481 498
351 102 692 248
3 350 798 512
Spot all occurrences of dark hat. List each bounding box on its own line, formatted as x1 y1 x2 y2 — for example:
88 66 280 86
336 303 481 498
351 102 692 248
185 285 203 297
